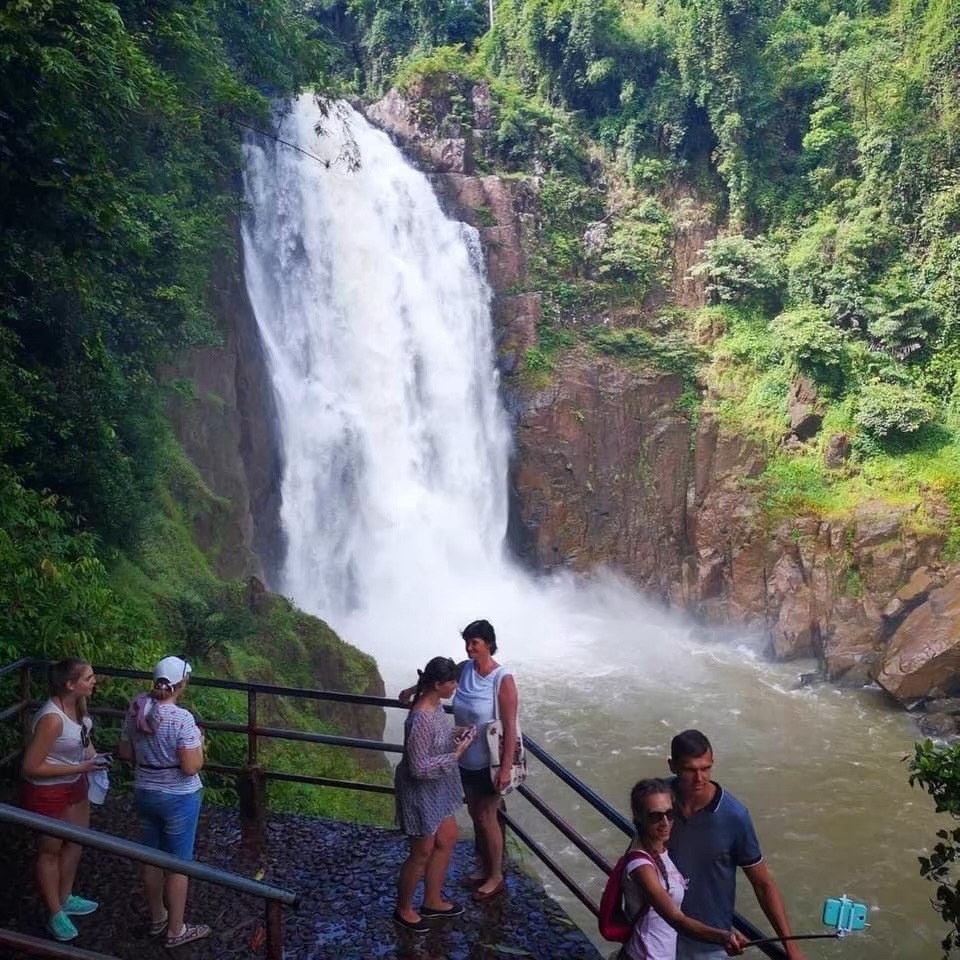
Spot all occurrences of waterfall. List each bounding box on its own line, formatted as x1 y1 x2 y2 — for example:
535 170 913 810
241 95 675 683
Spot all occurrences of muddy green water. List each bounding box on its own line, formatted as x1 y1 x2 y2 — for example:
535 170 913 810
500 628 945 960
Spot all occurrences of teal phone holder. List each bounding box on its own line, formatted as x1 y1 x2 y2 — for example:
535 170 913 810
822 895 869 937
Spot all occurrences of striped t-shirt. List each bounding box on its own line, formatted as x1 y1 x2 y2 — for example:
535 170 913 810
122 701 202 795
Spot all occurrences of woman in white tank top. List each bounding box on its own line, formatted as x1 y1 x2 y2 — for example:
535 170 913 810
20 658 102 943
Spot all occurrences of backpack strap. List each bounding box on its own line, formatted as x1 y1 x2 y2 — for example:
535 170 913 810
622 849 654 928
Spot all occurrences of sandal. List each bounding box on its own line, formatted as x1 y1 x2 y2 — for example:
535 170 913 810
149 910 169 937
165 923 211 949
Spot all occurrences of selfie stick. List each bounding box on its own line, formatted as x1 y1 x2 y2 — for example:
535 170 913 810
743 934 841 947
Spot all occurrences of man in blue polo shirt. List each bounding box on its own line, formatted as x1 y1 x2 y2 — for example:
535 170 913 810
667 729 804 960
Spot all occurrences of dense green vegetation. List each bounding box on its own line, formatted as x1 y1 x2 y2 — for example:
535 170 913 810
0 0 389 821
910 739 960 959
330 0 960 541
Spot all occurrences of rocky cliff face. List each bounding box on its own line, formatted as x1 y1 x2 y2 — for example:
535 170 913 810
364 82 960 719
165 226 284 586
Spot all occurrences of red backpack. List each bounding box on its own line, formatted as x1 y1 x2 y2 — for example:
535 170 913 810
597 852 637 943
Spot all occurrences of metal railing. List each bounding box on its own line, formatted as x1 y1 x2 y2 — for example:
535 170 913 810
0 804 298 960
0 656 786 959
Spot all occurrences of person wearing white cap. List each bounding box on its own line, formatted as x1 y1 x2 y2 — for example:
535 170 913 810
117 656 209 948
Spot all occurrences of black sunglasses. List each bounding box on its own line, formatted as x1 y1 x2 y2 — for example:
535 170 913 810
646 808 675 824
80 725 90 749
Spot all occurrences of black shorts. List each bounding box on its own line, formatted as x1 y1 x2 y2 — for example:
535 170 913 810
460 765 497 797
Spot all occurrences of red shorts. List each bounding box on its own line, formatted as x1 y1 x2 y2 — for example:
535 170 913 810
20 776 88 819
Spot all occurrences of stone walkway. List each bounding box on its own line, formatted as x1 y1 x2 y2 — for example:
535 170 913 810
0 796 602 960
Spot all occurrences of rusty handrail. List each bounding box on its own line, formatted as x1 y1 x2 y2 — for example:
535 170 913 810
0 928 121 959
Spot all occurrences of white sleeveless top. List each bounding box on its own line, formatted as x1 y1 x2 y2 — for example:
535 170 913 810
24 700 92 785
624 849 687 960
451 661 512 770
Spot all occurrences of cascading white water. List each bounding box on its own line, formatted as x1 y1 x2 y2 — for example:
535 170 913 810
240 95 690 685
241 94 942 959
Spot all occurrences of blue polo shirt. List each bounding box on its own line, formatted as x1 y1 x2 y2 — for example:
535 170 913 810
667 780 762 942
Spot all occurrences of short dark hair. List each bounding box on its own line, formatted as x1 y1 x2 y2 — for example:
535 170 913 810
461 618 497 654
670 729 712 762
630 778 672 827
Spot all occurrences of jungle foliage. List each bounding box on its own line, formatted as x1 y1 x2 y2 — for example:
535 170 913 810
0 0 324 657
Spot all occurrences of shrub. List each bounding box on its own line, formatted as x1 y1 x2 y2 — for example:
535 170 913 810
770 307 849 391
854 379 936 439
690 234 786 309
594 197 673 291
584 326 702 379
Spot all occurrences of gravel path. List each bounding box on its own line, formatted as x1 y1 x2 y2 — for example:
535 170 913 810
0 793 602 960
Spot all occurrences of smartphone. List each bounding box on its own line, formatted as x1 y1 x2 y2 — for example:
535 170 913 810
94 752 113 768
822 897 868 932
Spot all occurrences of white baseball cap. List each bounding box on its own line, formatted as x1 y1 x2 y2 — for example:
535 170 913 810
153 656 192 685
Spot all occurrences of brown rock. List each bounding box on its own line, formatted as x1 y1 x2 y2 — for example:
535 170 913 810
511 351 692 596
919 713 959 739
365 89 473 173
824 433 850 468
875 578 960 702
768 556 817 658
493 293 542 375
822 608 882 684
852 505 902 551
924 698 960 714
897 565 937 603
165 228 283 583
472 82 493 130
787 377 823 440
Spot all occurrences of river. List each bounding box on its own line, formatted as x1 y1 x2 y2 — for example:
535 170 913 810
241 93 947 960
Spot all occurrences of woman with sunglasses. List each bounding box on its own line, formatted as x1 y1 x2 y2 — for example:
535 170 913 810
620 779 746 960
117 656 208 949
20 658 103 942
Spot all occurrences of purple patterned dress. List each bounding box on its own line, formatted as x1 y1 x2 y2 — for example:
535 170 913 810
394 706 462 837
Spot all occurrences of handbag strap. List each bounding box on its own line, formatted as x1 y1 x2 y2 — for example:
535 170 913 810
491 668 521 741
492 667 503 723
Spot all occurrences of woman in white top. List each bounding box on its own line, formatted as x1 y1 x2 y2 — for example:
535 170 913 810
620 779 746 960
117 656 208 949
20 658 102 942
450 619 519 902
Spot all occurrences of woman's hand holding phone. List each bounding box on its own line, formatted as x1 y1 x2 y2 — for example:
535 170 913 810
453 725 476 757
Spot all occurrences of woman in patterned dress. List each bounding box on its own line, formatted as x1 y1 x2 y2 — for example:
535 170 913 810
394 657 476 933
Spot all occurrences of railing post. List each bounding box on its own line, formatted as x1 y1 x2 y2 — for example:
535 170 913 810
19 662 32 746
239 689 266 841
247 690 258 766
265 899 283 960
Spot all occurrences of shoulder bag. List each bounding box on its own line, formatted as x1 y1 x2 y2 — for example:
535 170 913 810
485 669 527 795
